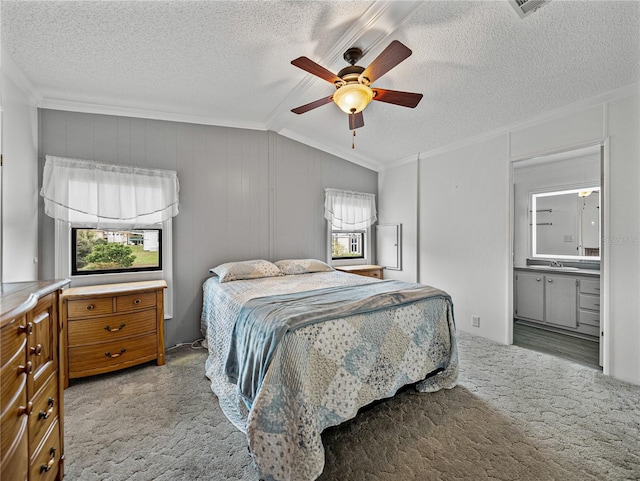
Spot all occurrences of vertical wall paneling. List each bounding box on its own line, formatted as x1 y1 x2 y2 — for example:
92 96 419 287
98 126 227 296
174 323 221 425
38 110 377 346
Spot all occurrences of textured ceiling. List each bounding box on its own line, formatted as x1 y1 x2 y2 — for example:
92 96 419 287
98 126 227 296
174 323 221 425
2 1 639 171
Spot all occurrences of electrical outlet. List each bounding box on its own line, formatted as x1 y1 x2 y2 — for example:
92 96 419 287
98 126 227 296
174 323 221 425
472 315 480 327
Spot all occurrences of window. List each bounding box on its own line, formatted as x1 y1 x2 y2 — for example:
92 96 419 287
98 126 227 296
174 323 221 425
331 231 365 260
324 188 376 265
71 228 162 275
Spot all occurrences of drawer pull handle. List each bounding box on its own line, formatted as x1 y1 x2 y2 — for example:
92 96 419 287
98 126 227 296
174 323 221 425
40 447 56 473
30 343 43 356
547 278 553 283
104 323 126 332
134 298 142 305
18 361 33 375
18 401 33 417
38 397 55 420
105 349 126 358
18 322 33 334
536 277 541 281
86 304 95 310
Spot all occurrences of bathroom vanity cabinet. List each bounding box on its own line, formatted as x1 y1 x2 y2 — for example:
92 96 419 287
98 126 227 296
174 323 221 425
514 267 600 338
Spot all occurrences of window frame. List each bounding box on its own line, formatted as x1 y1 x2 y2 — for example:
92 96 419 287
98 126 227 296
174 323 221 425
326 221 372 267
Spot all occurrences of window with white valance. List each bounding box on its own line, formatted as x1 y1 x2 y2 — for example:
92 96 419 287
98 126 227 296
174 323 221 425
42 155 178 319
325 188 376 265
41 155 179 228
324 188 377 230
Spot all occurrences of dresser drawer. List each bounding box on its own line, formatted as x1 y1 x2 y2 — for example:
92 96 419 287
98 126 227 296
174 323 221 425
115 291 157 313
69 333 158 378
28 374 59 450
68 309 156 346
1 315 28 366
579 294 600 311
0 410 28 481
1 339 29 413
67 297 113 319
1 380 28 459
29 420 61 481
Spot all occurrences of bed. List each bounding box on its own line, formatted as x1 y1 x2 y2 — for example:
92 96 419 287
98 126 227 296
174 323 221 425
201 259 458 481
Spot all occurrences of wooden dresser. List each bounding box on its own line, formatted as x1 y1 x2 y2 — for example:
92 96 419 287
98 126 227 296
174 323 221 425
1 279 70 481
335 264 384 280
60 280 166 387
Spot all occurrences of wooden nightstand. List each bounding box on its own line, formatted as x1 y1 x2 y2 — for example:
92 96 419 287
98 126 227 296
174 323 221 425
335 264 384 280
60 280 166 387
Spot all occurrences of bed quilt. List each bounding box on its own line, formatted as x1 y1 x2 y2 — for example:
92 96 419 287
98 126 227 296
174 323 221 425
202 271 458 481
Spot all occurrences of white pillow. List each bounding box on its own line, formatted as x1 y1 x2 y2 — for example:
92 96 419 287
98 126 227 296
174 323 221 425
274 259 334 275
210 259 283 283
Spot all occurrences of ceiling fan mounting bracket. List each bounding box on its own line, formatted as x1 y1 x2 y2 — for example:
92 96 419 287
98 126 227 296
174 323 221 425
343 47 363 66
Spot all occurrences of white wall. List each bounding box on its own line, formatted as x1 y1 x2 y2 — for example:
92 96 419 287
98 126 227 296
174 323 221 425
0 72 39 282
379 85 640 386
377 161 418 282
419 135 512 344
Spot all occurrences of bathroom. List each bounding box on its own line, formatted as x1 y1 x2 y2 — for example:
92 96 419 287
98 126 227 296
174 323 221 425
513 144 602 368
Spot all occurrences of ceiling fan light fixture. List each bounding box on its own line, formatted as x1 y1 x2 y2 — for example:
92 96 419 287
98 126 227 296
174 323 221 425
333 83 374 114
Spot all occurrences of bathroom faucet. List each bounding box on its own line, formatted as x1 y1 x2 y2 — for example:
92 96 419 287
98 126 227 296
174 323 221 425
550 260 564 267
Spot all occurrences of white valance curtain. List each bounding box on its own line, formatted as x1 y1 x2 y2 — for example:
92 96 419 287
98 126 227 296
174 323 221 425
41 155 179 228
324 188 377 230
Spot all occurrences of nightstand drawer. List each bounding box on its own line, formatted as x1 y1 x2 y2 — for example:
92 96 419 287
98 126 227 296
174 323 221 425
68 310 156 346
67 297 113 319
115 291 157 313
68 333 158 378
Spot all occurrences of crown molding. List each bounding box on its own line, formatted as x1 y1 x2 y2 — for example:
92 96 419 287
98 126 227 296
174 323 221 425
278 127 381 172
38 97 266 131
383 82 640 171
1 47 42 107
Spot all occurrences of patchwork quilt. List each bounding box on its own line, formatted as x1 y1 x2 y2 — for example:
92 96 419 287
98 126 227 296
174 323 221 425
202 271 458 481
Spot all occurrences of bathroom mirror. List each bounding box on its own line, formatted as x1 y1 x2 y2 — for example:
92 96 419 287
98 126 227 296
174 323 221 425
531 186 600 259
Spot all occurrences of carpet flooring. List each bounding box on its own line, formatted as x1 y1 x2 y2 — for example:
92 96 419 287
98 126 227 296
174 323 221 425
63 330 640 481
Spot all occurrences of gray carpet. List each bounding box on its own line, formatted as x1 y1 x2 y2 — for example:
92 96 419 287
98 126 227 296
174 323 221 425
63 331 640 481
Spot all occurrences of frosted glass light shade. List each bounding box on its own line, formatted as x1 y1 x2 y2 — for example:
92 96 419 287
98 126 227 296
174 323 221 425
333 84 374 114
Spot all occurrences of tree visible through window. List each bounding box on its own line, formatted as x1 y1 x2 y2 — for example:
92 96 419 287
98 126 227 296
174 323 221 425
331 231 365 259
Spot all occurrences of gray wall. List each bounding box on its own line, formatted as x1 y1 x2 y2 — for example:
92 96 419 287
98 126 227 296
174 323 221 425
38 109 377 346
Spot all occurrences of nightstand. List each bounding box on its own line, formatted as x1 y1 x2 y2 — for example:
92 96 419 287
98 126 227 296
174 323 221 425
334 264 384 280
60 280 166 387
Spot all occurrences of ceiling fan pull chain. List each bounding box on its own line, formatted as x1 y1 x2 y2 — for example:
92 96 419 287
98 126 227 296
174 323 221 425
352 129 356 149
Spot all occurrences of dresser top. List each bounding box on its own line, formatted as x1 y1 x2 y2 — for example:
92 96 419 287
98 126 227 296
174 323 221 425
1 279 70 325
61 279 167 299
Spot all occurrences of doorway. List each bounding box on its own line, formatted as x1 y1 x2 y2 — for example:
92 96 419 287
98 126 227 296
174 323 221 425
511 144 604 369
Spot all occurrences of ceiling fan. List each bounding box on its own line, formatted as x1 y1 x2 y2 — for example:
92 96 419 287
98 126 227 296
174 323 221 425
290 40 423 133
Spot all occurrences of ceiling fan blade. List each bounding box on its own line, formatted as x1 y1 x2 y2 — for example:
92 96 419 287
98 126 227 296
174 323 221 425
291 95 334 114
372 88 423 108
291 57 342 84
358 40 412 85
348 111 364 130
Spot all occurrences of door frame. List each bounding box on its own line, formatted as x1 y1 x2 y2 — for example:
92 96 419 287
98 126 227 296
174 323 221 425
509 139 609 371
